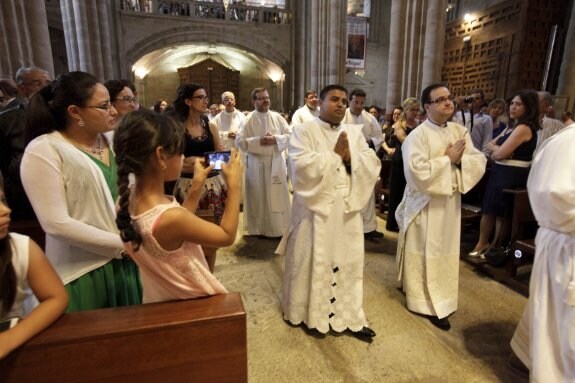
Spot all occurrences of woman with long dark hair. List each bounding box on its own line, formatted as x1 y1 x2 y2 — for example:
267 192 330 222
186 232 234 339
469 89 540 257
21 71 142 311
169 84 226 272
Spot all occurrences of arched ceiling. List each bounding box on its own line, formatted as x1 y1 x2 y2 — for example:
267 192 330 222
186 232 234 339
132 43 285 82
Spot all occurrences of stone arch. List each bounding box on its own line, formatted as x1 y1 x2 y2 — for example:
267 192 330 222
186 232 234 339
124 27 290 76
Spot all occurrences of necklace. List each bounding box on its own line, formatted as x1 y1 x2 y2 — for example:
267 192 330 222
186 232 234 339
73 134 104 161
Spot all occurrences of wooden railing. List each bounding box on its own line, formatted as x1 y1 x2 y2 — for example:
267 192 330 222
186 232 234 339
0 293 247 383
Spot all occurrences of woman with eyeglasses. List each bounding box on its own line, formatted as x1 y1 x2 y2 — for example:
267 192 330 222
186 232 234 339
104 79 138 118
169 83 226 272
20 71 143 312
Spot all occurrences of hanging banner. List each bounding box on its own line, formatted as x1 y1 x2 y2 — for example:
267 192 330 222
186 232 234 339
346 16 367 69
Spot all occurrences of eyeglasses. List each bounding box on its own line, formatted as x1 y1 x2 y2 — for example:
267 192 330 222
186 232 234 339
222 98 235 103
116 96 137 104
256 96 270 101
192 96 209 102
84 103 114 112
428 95 455 105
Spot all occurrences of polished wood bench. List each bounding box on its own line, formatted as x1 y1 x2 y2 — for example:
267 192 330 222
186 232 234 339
0 293 247 383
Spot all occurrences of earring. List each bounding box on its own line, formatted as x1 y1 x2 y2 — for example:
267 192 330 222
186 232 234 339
161 164 167 170
79 120 85 127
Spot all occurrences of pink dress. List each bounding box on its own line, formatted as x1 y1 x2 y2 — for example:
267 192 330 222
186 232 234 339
131 197 228 303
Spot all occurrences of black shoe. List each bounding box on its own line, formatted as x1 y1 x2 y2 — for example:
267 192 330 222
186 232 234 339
428 316 451 331
364 230 384 239
302 326 327 339
349 326 376 343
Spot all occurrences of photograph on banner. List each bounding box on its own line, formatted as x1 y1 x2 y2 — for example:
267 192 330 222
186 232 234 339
346 16 367 69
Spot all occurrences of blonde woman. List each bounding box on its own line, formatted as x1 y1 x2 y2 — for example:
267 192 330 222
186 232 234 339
386 97 420 232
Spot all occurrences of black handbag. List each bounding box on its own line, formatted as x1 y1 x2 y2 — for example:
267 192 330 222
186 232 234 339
484 246 511 267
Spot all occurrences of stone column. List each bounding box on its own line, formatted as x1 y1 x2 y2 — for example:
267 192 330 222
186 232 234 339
291 0 346 104
385 0 407 111
422 0 446 88
556 0 575 112
60 0 117 80
0 0 54 78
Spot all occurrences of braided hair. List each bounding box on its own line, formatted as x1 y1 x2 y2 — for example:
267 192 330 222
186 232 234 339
113 109 185 250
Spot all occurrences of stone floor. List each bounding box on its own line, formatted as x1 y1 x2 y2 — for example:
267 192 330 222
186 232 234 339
214 216 529 383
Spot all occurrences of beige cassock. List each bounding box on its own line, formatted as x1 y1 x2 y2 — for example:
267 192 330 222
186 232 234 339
396 120 486 319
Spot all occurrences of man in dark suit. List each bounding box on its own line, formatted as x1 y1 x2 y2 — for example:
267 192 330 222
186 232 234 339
0 66 51 220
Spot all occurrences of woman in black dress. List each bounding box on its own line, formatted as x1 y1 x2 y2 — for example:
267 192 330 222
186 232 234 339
469 89 540 257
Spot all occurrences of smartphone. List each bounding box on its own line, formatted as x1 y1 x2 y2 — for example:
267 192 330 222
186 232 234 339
0 318 19 332
205 151 231 171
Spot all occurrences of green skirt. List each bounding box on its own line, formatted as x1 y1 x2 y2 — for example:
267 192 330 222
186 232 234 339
65 258 143 312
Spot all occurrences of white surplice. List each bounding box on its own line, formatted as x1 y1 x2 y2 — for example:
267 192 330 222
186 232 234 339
290 105 319 127
510 124 575 382
278 118 381 333
236 110 291 237
396 120 486 319
212 108 246 149
343 109 383 232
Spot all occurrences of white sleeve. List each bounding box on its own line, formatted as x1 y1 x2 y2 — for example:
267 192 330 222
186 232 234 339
20 143 123 259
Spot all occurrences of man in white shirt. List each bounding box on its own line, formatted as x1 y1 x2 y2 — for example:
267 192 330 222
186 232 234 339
342 88 383 239
211 91 246 149
535 91 565 153
236 88 291 238
290 89 319 126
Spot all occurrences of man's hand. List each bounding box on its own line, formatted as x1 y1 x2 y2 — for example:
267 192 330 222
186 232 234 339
228 131 237 139
334 132 351 164
260 133 276 145
445 138 465 164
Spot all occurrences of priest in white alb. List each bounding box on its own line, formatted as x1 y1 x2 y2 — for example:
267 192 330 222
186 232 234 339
510 123 575 382
236 87 290 238
290 89 319 127
212 91 246 149
279 84 381 342
396 83 486 331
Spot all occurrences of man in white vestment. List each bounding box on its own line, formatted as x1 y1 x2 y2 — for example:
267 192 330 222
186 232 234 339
212 91 246 149
279 85 381 342
396 83 486 330
236 87 290 238
342 88 384 239
290 89 319 127
509 122 575 382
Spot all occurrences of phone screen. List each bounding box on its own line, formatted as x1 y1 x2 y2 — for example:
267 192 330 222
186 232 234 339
206 151 231 170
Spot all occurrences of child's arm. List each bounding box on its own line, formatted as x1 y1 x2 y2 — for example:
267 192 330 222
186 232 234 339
0 240 68 359
155 149 243 249
181 158 215 212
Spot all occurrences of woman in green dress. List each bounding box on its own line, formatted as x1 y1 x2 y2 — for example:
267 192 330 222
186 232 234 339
20 71 142 311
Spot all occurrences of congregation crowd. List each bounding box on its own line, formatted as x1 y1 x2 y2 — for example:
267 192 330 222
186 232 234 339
0 65 574 381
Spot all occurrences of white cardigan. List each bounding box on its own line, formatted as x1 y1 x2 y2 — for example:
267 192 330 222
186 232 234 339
20 131 123 284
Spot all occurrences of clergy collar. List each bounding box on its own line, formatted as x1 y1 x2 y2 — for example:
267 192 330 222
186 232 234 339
319 116 340 130
426 117 448 128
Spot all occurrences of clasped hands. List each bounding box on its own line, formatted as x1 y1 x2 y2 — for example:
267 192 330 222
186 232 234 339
260 133 277 145
334 132 351 165
445 138 465 165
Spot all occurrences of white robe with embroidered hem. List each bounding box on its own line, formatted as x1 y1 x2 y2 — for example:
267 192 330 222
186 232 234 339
278 119 381 334
396 120 486 319
510 124 575 383
237 110 291 237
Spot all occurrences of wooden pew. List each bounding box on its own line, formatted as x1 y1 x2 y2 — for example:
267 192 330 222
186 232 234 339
0 293 247 383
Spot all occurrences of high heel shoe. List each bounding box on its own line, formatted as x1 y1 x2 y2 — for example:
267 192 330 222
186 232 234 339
468 245 489 258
